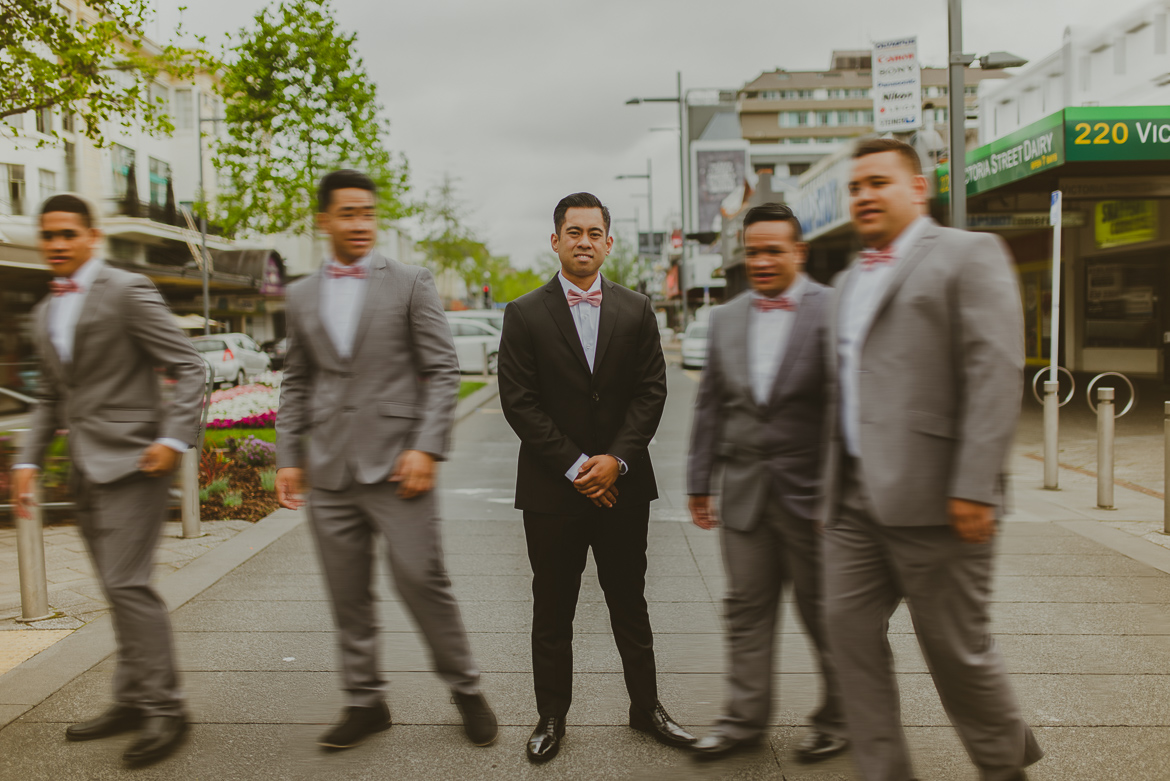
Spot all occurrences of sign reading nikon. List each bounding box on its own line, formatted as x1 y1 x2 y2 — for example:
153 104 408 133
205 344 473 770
937 106 1170 201
937 112 1064 200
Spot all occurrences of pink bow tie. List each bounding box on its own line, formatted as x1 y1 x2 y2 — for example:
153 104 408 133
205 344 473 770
50 279 82 296
327 264 367 279
567 288 602 308
753 296 795 312
860 248 895 270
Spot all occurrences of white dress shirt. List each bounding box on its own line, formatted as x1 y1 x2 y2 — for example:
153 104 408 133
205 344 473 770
838 216 930 457
556 273 628 482
320 255 372 359
16 258 187 470
748 274 807 406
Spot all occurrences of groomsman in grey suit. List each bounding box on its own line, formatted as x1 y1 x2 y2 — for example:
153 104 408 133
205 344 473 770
275 170 496 750
823 138 1042 781
11 194 206 766
686 203 847 762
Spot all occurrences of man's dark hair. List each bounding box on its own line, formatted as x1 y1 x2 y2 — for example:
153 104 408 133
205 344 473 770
317 169 377 213
852 137 923 177
553 192 611 235
40 193 95 228
742 202 803 243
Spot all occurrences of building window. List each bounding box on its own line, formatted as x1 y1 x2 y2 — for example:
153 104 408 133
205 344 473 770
835 110 853 125
149 158 171 207
788 162 811 176
779 111 810 127
35 107 51 135
4 112 24 131
111 143 136 199
149 81 169 114
816 111 834 126
1085 254 1160 349
1 165 26 216
758 90 782 100
61 111 74 133
64 141 76 191
39 169 56 200
174 89 193 130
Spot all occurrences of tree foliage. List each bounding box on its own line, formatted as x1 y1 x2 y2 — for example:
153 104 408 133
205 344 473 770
602 235 647 291
415 174 494 287
0 0 205 146
212 0 409 237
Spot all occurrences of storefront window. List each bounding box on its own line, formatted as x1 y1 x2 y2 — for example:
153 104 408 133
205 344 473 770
1084 256 1160 348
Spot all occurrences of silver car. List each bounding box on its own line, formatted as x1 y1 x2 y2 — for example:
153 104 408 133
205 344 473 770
680 321 709 370
192 333 271 386
446 317 501 374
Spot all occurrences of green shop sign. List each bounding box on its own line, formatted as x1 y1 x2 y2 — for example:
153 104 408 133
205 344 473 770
1065 106 1170 161
937 112 1064 200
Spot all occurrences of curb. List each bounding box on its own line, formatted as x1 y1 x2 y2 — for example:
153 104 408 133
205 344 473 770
0 508 303 728
455 379 500 422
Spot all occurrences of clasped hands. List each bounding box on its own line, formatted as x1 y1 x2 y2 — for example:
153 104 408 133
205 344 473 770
574 454 620 509
276 449 436 510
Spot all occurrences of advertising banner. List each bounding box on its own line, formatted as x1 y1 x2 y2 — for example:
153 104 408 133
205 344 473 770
873 37 922 132
937 111 1064 200
691 140 750 236
1094 200 1159 248
1065 106 1170 162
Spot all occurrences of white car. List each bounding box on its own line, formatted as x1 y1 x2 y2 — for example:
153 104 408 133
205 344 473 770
680 322 709 369
192 333 271 386
447 317 501 374
447 309 506 333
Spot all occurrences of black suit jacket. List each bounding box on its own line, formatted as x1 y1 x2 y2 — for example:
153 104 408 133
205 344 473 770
498 274 668 514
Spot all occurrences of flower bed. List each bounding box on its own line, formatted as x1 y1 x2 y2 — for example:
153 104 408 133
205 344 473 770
206 372 281 429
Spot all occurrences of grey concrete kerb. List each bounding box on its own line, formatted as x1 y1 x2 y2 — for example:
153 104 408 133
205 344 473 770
0 508 304 729
455 378 500 423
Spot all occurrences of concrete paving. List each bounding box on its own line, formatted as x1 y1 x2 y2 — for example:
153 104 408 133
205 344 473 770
0 366 1169 779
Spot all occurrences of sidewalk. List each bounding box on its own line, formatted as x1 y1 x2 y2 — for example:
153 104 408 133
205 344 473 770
0 367 1168 779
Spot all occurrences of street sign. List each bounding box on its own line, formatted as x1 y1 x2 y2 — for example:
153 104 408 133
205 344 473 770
937 111 1064 200
1065 106 1170 162
873 36 923 132
1049 190 1062 384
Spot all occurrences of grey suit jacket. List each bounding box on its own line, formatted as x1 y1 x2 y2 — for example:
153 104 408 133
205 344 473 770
18 264 206 484
687 282 831 529
822 220 1025 527
275 254 461 491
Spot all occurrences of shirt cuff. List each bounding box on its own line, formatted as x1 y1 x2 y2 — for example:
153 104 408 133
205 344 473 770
608 455 628 475
11 464 38 471
565 453 589 482
156 438 190 454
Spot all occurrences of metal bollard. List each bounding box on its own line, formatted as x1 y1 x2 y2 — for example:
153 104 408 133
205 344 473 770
482 342 489 377
1164 402 1170 534
1043 380 1059 489
180 447 203 539
1097 387 1115 510
15 480 53 622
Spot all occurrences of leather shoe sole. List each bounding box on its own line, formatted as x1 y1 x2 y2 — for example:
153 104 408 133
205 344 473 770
691 734 762 760
795 734 849 763
122 717 188 766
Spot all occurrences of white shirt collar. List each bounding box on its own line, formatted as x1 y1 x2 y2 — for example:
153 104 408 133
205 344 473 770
558 271 602 297
68 257 104 288
750 273 807 305
326 253 373 274
871 216 931 263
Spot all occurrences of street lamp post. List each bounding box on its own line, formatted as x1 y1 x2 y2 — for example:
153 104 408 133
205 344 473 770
616 158 653 250
196 91 225 336
627 71 688 326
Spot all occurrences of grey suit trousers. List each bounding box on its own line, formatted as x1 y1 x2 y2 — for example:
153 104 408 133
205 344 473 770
717 488 845 740
824 459 1042 781
74 471 181 717
308 482 479 707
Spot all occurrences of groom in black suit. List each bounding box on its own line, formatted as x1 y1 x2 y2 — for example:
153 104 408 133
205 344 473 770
498 192 695 763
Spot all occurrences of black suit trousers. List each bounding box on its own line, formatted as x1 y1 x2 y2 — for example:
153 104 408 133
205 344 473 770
523 501 657 718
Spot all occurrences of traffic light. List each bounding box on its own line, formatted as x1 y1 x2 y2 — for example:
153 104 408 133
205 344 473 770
482 284 491 307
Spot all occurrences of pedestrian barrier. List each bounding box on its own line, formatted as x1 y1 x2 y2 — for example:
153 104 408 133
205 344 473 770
1032 367 1074 489
1085 372 1135 511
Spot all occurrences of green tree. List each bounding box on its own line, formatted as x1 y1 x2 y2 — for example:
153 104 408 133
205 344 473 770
416 174 493 288
212 0 409 237
0 0 205 146
601 235 645 290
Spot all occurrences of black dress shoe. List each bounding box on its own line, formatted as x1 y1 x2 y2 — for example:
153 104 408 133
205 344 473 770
65 704 143 741
690 732 761 759
317 702 392 749
453 691 498 746
122 714 188 766
629 702 697 748
794 729 849 762
526 716 565 763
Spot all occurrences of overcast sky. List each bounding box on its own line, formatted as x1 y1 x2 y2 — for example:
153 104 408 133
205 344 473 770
155 0 1151 268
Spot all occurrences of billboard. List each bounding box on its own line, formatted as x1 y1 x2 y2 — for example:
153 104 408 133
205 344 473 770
873 36 922 132
691 140 751 237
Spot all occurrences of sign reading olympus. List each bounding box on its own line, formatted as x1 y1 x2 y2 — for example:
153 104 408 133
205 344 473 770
938 106 1170 200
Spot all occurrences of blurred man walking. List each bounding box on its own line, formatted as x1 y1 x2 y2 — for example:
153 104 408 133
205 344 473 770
823 138 1042 781
687 203 847 763
498 192 695 763
275 169 496 751
11 194 206 766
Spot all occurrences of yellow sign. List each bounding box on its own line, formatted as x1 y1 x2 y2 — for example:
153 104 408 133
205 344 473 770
1095 200 1158 248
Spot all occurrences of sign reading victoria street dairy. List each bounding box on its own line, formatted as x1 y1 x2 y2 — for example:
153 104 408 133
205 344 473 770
937 111 1064 200
873 37 922 132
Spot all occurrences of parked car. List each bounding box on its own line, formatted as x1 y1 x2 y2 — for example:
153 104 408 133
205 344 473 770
680 322 709 369
192 333 271 386
262 337 288 370
446 316 501 374
447 309 506 334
